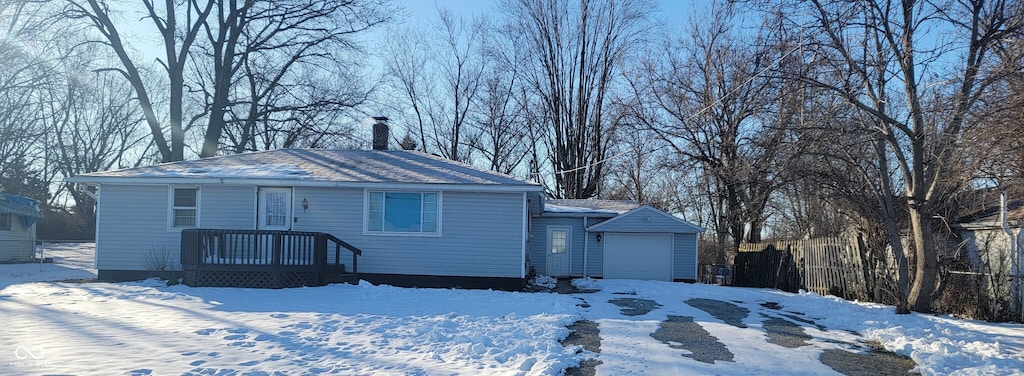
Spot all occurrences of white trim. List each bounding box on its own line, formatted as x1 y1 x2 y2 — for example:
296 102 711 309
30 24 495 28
522 191 528 279
68 177 543 193
587 205 705 233
671 234 676 280
362 189 443 237
257 187 293 231
693 233 700 281
167 186 200 231
93 185 101 269
583 216 589 278
250 186 258 228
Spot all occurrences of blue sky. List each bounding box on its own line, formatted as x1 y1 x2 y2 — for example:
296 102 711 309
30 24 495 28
396 0 699 27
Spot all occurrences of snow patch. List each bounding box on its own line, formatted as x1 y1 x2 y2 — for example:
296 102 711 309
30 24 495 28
139 164 310 178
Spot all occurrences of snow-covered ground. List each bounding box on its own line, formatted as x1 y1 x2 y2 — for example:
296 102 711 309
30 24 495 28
0 242 96 289
0 243 1021 375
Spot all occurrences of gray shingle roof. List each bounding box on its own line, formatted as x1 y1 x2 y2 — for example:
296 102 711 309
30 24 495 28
544 199 641 214
70 149 540 189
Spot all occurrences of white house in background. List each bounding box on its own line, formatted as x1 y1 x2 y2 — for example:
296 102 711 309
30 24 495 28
69 120 702 288
0 192 43 262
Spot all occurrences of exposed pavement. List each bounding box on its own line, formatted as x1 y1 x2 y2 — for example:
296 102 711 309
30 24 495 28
549 279 916 375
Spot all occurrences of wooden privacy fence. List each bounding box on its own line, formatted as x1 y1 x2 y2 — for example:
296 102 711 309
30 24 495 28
735 236 869 300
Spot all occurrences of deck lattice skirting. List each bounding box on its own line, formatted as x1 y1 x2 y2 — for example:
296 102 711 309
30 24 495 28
180 229 360 289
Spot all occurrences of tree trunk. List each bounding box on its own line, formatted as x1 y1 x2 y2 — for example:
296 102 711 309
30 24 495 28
907 207 938 312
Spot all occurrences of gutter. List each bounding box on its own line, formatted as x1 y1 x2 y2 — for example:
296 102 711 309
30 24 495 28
65 177 544 193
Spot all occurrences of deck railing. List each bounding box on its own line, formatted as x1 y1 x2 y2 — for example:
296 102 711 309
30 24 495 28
180 229 361 288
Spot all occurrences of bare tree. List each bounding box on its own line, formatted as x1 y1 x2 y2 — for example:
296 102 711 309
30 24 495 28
787 0 1024 312
636 4 805 259
48 67 148 229
381 8 486 162
468 30 532 175
0 0 61 201
501 0 653 198
66 0 214 162
202 0 390 155
68 0 390 161
380 23 431 153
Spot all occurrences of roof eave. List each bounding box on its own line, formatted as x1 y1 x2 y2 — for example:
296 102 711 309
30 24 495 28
66 176 543 192
540 211 620 218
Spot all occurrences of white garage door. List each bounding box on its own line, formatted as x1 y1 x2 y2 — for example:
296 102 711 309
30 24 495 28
603 233 673 281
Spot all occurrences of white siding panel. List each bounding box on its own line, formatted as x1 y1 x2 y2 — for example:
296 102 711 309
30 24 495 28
96 185 182 270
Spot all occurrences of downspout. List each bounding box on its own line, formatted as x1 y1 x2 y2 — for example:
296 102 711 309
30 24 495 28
583 216 589 279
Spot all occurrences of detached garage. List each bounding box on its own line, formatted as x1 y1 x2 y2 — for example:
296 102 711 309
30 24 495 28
530 200 704 282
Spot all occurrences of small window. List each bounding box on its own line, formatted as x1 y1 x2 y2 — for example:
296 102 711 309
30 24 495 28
171 187 199 228
367 191 439 234
0 213 10 231
551 229 567 254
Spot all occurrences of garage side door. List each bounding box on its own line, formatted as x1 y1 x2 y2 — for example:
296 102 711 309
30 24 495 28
603 233 673 281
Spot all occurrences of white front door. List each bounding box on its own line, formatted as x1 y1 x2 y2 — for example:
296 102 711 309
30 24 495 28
546 226 571 277
258 187 292 230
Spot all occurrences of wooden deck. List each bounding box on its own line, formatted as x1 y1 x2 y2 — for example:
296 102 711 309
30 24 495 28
180 229 362 288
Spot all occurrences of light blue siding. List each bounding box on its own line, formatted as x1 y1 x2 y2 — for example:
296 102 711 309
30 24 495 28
292 188 525 278
201 185 256 229
530 216 610 277
534 208 701 280
96 185 183 270
587 231 605 277
97 184 527 279
674 233 698 280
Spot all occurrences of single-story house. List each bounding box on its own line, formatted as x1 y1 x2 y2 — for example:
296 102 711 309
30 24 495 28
69 121 701 288
0 192 42 262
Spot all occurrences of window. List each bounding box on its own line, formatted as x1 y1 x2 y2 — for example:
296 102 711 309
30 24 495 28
0 213 10 231
551 229 567 254
171 187 199 228
367 191 439 234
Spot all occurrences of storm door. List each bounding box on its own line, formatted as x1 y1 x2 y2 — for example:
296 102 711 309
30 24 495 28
257 188 292 230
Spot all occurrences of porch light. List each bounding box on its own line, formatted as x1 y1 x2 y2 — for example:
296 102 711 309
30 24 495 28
302 198 309 211
596 233 602 242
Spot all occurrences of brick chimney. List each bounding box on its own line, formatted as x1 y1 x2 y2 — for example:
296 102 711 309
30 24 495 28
372 116 389 151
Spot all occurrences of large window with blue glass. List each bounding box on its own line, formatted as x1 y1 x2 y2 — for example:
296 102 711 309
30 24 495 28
367 192 439 234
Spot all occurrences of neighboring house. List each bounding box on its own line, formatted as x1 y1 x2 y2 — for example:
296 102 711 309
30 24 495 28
0 192 43 262
69 122 702 288
952 193 1023 279
531 199 703 282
